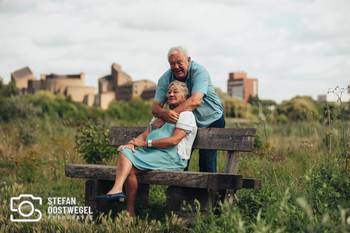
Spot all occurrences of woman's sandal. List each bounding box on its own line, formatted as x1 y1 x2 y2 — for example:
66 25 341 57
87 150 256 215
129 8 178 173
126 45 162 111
96 192 126 202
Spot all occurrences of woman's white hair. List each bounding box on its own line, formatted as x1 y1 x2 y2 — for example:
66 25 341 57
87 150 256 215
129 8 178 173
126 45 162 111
167 46 189 60
168 80 189 98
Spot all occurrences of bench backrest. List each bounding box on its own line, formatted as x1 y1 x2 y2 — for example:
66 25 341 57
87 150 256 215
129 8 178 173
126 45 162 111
109 127 256 152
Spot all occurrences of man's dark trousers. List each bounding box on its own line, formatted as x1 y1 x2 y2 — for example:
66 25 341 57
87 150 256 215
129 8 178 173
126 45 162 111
185 114 225 172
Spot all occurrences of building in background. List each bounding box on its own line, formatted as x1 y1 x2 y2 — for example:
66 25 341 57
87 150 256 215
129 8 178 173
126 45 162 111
227 71 258 103
27 72 96 106
97 63 156 109
317 94 327 102
10 63 156 109
11 67 35 93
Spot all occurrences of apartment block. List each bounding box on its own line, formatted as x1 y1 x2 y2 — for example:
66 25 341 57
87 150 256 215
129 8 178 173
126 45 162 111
227 71 258 103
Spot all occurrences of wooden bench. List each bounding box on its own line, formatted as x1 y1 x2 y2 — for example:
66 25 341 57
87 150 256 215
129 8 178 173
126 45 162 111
65 127 261 215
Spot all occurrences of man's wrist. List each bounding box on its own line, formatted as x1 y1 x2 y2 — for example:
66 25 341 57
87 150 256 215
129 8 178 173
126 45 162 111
147 139 152 147
160 109 168 119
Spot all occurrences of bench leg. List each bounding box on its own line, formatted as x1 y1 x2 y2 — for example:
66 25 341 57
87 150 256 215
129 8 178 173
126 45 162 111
137 184 149 209
85 179 149 217
166 186 219 212
85 179 99 217
85 179 125 217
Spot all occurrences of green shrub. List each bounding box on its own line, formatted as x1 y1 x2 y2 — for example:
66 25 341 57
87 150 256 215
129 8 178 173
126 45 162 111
17 123 37 146
30 92 90 124
0 96 42 122
75 121 115 164
304 159 350 216
223 98 255 120
276 114 288 124
277 96 319 121
16 151 42 183
0 91 106 125
0 80 19 97
236 186 280 223
106 98 152 125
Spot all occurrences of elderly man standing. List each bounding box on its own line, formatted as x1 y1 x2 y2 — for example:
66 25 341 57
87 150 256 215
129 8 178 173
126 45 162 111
152 46 225 172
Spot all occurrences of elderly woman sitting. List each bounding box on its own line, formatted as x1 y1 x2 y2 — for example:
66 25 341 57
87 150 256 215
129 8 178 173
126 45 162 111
97 80 197 217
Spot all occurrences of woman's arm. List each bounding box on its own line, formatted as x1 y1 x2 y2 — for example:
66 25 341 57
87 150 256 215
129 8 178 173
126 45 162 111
118 128 150 152
129 127 150 143
131 128 187 148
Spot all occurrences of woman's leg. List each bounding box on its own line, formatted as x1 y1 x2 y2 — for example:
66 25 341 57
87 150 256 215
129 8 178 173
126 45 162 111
107 153 133 194
125 167 139 217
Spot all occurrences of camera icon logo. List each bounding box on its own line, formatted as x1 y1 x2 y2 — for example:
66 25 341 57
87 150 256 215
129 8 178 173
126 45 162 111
10 194 42 222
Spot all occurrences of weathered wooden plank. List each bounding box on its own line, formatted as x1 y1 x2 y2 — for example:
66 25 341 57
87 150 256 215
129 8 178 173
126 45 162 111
85 179 149 216
91 180 126 216
194 128 256 151
242 178 261 189
85 180 98 214
85 179 125 218
109 127 256 151
224 151 239 174
136 184 149 209
166 186 214 211
223 151 240 201
65 164 243 191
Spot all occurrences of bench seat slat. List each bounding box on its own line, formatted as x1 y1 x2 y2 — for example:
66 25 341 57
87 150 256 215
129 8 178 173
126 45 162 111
242 178 261 189
65 164 243 191
109 127 256 151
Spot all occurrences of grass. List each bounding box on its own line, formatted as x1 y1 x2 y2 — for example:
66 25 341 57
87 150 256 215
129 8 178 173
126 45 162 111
0 117 349 232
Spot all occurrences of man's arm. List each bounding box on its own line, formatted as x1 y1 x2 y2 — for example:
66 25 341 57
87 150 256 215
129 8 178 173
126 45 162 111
173 92 203 113
152 92 203 123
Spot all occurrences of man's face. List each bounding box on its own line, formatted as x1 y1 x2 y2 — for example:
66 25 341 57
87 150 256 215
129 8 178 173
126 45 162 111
168 52 190 81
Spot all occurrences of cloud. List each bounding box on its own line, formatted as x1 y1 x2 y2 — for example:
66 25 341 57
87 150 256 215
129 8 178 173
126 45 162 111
119 18 180 31
33 36 75 48
0 0 37 14
0 0 349 102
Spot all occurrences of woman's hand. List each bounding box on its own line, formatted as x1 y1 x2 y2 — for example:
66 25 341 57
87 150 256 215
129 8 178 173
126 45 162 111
129 138 146 147
117 143 135 152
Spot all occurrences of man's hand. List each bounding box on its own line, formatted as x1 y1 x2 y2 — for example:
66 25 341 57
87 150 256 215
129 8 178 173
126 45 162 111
152 93 203 124
152 118 165 129
164 110 179 123
152 102 179 123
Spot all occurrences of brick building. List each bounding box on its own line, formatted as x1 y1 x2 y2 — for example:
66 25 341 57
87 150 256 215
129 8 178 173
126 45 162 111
227 71 258 103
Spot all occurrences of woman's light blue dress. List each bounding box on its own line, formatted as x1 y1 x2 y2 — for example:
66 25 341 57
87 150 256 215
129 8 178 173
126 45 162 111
120 123 188 171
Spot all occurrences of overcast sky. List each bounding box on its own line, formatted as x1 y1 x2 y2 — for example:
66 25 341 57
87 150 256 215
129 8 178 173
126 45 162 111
0 0 349 102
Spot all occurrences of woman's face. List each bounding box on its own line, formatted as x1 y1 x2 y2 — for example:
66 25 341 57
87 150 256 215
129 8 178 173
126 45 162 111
166 84 186 107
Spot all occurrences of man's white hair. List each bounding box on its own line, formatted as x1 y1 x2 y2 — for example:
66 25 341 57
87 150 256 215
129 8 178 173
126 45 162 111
167 46 189 60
